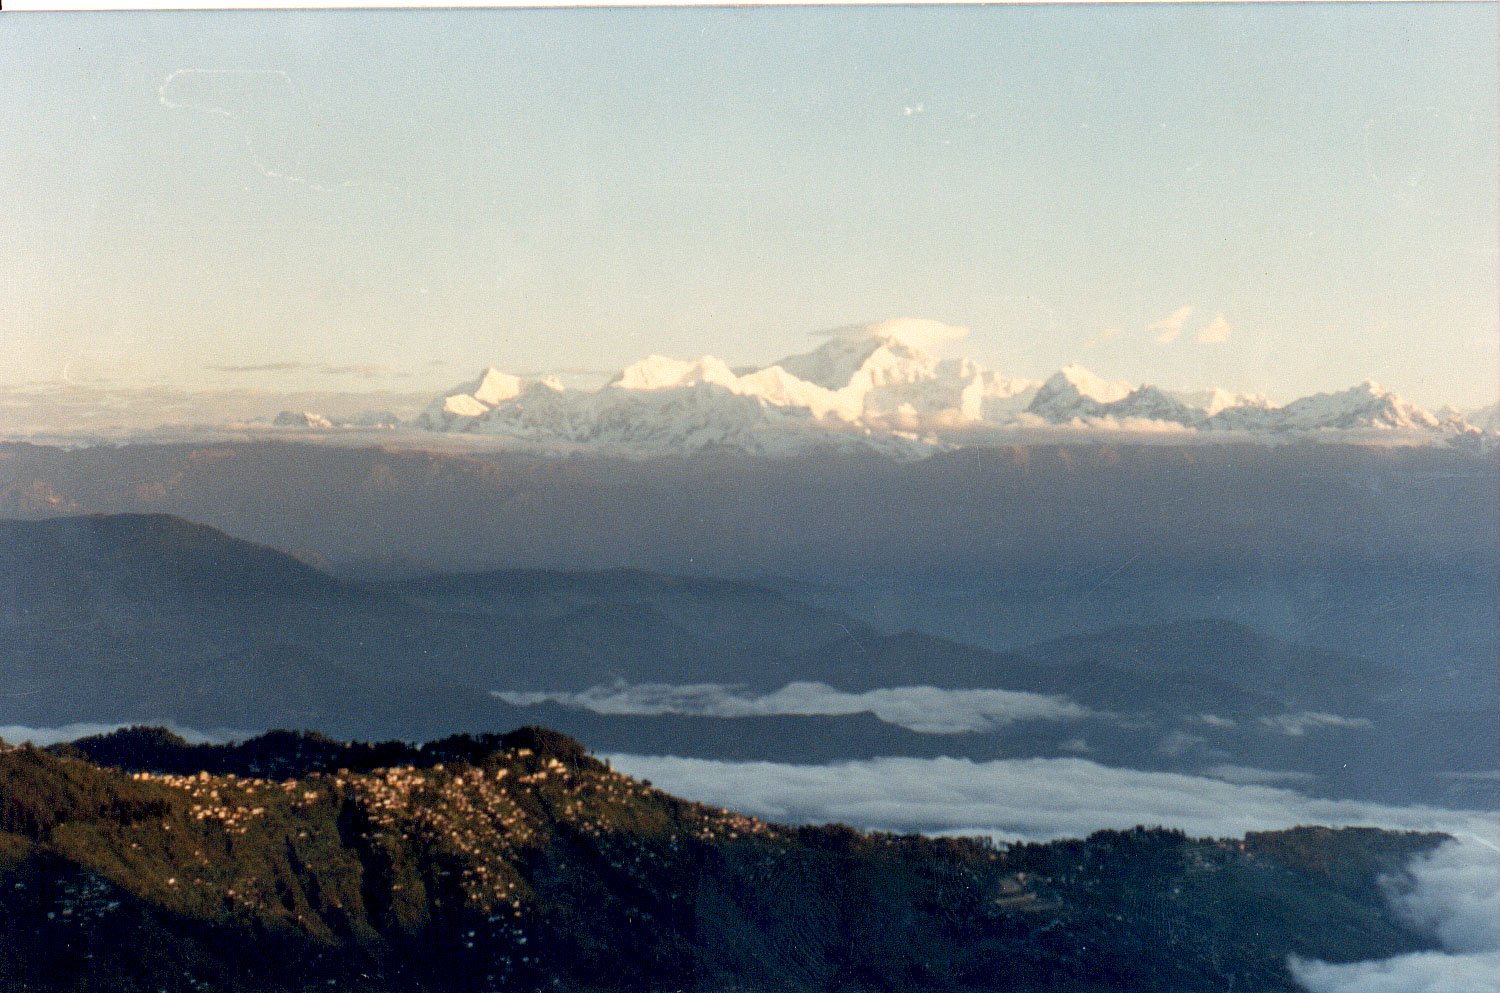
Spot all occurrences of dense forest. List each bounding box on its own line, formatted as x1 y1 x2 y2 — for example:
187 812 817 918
0 725 1442 992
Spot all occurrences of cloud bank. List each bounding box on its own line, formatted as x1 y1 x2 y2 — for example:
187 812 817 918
1151 306 1194 344
604 754 1500 845
1291 836 1500 993
1387 839 1500 955
818 318 971 353
0 382 434 440
1259 711 1374 737
1292 949 1500 993
207 361 398 379
1196 312 1232 344
495 681 1090 734
1202 764 1317 786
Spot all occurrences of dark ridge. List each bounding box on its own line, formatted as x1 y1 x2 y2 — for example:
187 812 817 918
3 439 1493 580
51 725 601 780
0 731 1450 993
3 511 1492 808
0 512 337 600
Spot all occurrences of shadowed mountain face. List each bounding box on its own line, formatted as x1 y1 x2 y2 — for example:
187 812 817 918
0 512 334 600
0 727 1448 993
1 513 1494 809
3 440 1492 715
1 441 1495 579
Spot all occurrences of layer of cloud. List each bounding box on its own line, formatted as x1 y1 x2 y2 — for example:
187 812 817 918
1259 711 1373 737
1291 836 1500 993
605 753 1500 844
1154 730 1208 758
818 318 971 353
1291 950 1500 993
1196 312 1232 344
206 361 398 379
1386 839 1500 955
0 382 434 439
495 681 1090 734
1150 306 1194 344
207 362 309 374
1202 764 1317 786
1079 415 1194 434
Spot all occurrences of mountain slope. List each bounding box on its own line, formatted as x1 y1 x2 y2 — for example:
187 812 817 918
5 512 1488 808
0 727 1447 993
0 513 335 602
4 440 1493 582
0 513 1396 719
1209 380 1445 433
0 514 890 734
1009 618 1398 714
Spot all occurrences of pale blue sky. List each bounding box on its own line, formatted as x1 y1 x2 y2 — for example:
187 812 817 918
3 4 1496 408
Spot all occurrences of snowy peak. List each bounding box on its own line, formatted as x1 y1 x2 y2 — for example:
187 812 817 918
1026 364 1133 422
612 355 739 392
274 410 335 429
1173 388 1275 418
1466 402 1500 433
417 375 929 459
1057 364 1133 404
1027 374 1205 429
1109 385 1204 427
270 318 1490 456
273 409 400 430
775 334 889 392
1023 369 1466 437
846 338 941 392
771 332 942 394
732 365 862 421
471 367 523 406
1271 380 1442 431
772 318 964 392
400 318 1023 456
421 368 565 430
440 394 489 419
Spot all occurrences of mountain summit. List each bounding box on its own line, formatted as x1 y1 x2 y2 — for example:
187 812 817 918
276 319 1491 456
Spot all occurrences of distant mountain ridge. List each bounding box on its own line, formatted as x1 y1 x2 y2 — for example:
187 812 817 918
4 513 1493 809
0 512 334 601
271 319 1494 455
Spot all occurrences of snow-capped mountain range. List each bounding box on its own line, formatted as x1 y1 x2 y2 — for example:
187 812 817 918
278 319 1497 457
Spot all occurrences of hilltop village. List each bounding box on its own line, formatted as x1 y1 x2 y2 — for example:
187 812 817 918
0 726 1447 992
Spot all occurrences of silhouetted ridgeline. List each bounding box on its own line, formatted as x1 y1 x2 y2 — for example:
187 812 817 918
5 512 1495 809
0 725 1446 992
2 440 1494 578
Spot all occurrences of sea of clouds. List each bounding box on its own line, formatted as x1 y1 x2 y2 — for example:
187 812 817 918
495 681 1091 734
605 753 1499 843
607 753 1499 993
1290 837 1499 993
8 720 1493 990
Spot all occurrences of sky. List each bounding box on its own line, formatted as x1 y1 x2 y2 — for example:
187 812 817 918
2 4 1497 409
